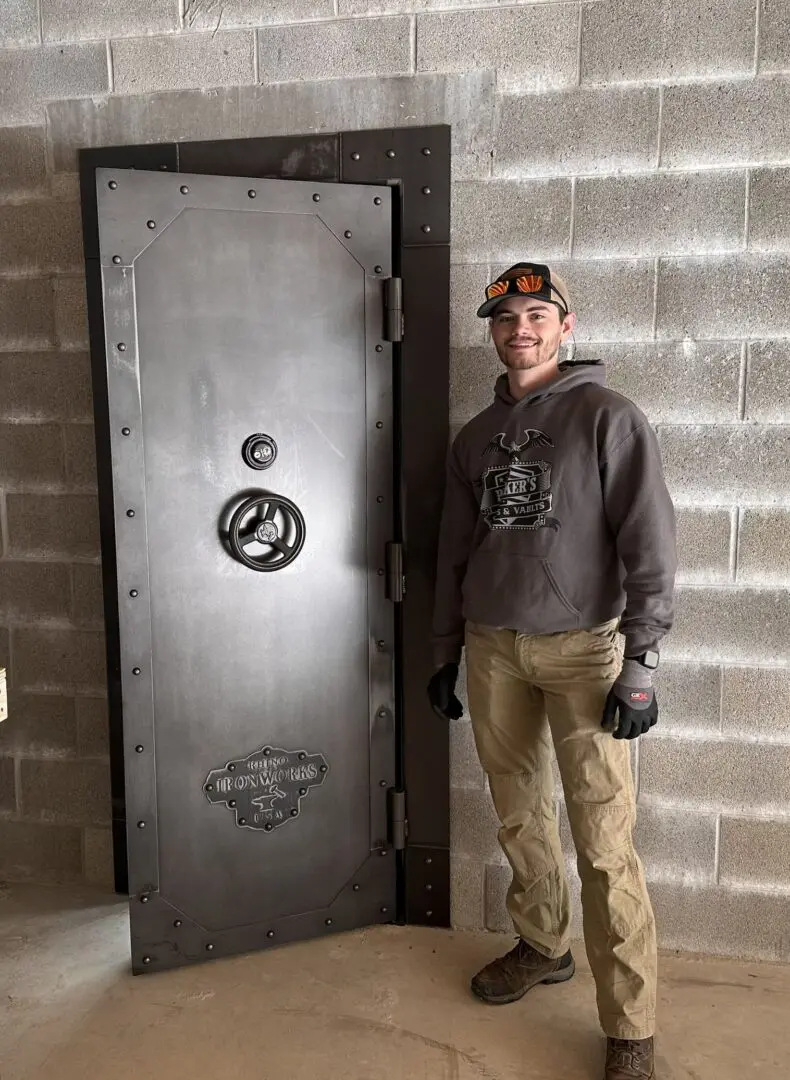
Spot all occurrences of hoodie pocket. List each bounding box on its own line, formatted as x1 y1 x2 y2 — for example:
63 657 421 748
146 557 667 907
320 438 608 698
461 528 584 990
462 551 581 629
542 561 580 618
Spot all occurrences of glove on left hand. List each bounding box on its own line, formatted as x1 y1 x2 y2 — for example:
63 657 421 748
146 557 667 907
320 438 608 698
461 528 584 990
602 658 658 740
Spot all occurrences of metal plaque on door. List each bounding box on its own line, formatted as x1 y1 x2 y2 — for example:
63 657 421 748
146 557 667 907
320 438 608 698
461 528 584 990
94 167 397 972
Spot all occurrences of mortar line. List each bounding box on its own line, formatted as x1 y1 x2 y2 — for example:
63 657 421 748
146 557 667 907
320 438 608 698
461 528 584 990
730 505 741 586
651 258 659 340
37 0 43 43
713 812 722 882
568 175 577 255
743 169 752 249
106 40 115 94
410 14 417 75
739 341 749 420
754 0 762 75
253 26 260 83
179 0 186 30
718 662 725 735
655 84 664 169
575 2 583 86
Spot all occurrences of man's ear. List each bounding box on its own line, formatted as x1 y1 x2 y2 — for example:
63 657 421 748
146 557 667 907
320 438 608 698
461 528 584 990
560 311 577 341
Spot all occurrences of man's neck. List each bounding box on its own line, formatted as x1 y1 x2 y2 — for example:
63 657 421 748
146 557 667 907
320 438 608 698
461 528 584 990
506 357 561 402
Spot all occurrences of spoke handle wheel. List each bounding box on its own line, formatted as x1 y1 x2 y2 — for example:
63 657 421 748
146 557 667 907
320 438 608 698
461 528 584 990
227 493 306 572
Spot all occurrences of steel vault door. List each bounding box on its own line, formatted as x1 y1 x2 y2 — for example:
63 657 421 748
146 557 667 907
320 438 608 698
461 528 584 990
95 168 397 973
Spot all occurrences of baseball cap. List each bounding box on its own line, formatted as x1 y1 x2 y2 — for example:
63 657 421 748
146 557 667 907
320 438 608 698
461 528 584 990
476 262 572 319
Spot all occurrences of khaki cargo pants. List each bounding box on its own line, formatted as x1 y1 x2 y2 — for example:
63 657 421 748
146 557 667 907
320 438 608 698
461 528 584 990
465 618 656 1040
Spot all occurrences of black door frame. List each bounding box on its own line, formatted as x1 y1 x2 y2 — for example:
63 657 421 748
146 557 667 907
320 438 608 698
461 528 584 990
79 125 451 932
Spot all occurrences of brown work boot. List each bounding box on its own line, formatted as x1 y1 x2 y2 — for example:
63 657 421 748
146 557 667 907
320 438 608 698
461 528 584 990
604 1037 655 1079
470 937 575 1005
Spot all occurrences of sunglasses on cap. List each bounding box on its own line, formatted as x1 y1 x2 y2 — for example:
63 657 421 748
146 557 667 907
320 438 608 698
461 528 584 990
476 263 570 319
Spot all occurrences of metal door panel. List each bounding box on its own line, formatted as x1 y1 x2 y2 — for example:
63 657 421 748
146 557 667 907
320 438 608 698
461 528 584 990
96 169 396 969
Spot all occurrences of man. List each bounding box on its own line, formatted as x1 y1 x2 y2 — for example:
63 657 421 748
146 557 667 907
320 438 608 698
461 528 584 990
429 263 676 1080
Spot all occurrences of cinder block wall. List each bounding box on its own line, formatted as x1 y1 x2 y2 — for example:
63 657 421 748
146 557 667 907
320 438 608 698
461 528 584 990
0 0 788 960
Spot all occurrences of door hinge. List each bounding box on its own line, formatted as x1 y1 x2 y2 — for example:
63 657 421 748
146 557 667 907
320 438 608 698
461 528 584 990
388 789 407 850
385 541 405 602
384 277 403 342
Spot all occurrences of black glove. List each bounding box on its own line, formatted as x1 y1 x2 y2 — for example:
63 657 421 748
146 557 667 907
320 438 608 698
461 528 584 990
428 662 464 720
602 658 658 740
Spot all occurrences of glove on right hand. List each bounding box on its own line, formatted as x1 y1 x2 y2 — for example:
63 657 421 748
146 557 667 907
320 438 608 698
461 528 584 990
427 662 464 721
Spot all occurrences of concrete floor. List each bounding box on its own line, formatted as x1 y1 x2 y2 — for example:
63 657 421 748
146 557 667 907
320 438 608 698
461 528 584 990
1 884 789 1080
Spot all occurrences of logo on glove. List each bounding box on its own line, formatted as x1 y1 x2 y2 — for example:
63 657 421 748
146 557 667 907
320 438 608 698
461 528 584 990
629 690 650 704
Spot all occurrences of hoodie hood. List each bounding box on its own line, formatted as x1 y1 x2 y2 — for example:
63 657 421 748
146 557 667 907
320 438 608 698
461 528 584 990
494 359 606 408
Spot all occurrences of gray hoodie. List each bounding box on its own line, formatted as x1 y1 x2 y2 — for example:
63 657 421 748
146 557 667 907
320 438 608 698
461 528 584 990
432 360 677 667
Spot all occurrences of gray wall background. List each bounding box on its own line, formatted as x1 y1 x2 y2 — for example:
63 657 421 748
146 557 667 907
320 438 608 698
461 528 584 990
0 0 789 961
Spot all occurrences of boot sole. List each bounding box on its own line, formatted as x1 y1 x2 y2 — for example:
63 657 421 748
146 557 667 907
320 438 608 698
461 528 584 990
471 957 576 1005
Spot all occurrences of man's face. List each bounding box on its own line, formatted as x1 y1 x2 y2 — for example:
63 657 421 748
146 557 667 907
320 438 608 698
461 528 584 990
489 297 575 371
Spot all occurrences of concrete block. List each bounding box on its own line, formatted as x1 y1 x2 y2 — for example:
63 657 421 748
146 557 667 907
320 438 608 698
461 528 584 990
749 168 790 253
0 278 55 350
495 85 659 179
13 627 106 693
20 758 110 825
0 757 15 815
634 804 717 884
0 561 71 621
722 665 790 741
54 278 89 350
0 43 108 127
484 862 511 933
450 787 503 863
112 30 254 95
582 0 754 84
640 736 790 813
43 0 179 42
0 0 39 47
450 719 484 790
72 563 104 627
658 425 790 505
0 821 83 884
6 495 100 558
657 255 790 340
661 80 790 170
417 5 578 91
83 825 114 888
450 346 500 425
258 17 411 83
0 424 65 488
0 202 83 274
652 662 722 736
450 263 490 347
599 341 742 424
0 352 93 423
76 696 109 758
0 126 47 198
651 879 790 961
186 0 334 29
65 425 98 490
719 818 790 889
242 71 495 180
675 507 733 585
738 509 790 586
48 88 241 173
0 692 77 757
574 172 746 259
760 0 790 72
450 854 484 930
745 340 790 423
550 258 656 342
451 180 571 264
665 587 790 665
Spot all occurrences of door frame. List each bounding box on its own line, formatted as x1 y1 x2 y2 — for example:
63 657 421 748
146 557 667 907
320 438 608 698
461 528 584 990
79 125 452 931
